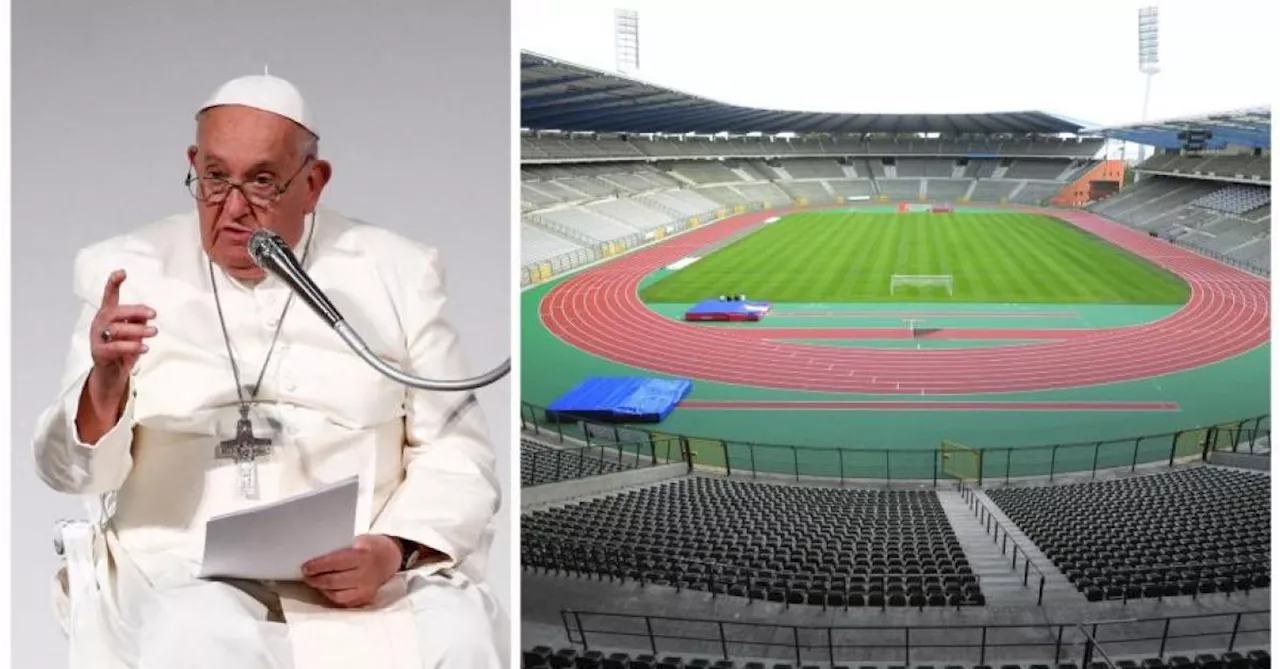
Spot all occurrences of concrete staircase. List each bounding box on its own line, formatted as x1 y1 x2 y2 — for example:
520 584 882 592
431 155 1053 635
936 489 1082 607
724 184 753 202
1008 181 1028 201
665 169 701 187
551 180 594 199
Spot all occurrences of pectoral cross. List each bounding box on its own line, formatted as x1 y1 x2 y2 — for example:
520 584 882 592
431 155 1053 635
215 405 274 499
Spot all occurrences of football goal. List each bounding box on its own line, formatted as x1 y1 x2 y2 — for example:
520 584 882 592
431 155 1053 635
890 274 954 296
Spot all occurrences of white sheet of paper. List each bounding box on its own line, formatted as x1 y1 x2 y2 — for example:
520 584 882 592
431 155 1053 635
198 474 359 581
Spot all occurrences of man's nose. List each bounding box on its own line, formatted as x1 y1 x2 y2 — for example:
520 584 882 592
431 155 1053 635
221 186 253 222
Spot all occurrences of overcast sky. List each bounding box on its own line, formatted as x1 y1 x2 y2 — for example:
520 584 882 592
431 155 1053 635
517 0 1273 129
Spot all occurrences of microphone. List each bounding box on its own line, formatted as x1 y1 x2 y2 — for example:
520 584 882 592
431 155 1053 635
247 228 510 392
248 228 345 327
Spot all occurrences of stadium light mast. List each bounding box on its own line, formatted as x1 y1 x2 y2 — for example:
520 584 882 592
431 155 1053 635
615 8 640 75
1137 5 1161 163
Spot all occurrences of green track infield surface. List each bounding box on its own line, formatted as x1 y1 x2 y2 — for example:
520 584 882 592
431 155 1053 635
638 211 1190 305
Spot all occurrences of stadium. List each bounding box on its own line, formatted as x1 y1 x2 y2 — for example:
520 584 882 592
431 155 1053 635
518 32 1271 669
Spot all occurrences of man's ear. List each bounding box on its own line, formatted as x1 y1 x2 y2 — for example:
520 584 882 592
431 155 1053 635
186 144 199 167
305 160 333 213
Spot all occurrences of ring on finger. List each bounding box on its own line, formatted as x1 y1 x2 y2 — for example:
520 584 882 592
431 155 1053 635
100 327 113 343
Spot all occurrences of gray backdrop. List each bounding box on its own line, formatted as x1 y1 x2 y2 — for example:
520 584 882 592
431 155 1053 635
11 1 513 666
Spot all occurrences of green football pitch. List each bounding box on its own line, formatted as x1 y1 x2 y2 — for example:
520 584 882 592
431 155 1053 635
638 211 1191 304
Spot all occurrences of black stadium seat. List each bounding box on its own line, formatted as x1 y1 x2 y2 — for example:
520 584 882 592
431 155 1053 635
522 477 984 607
521 437 639 487
551 649 578 669
986 468 1270 602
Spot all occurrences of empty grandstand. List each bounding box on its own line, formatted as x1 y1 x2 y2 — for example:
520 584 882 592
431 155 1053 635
986 468 1270 602
1082 108 1270 275
521 52 1270 284
520 135 1110 276
519 52 1124 282
524 477 985 607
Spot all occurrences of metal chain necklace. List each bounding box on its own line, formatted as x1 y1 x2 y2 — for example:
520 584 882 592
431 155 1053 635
208 215 317 499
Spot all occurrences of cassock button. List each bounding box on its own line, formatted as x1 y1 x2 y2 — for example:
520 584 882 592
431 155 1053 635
285 381 297 392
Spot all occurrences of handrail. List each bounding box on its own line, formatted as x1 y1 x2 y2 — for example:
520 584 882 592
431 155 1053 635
1085 610 1270 662
1076 623 1121 669
556 607 1270 667
520 435 686 487
958 481 1050 605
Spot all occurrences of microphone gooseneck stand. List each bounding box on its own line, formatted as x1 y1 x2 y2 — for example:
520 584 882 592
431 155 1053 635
247 228 511 391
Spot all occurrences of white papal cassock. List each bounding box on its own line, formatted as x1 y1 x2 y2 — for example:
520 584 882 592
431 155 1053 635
32 206 507 669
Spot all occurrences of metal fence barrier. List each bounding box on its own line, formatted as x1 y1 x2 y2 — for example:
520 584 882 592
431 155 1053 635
521 402 1268 483
520 440 682 487
558 608 1270 667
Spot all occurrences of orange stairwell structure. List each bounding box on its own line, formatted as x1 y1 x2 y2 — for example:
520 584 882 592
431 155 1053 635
1051 159 1127 208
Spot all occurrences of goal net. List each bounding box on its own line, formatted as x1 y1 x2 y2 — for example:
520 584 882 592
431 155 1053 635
890 274 954 296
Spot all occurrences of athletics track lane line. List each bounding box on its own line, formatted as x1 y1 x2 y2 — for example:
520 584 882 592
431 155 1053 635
679 400 1182 411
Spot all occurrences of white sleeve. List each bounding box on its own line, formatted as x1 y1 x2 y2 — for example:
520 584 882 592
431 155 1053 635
30 252 137 495
369 247 500 574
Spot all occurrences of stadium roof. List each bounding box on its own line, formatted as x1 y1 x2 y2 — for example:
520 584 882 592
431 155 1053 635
1078 107 1270 150
522 51 1088 136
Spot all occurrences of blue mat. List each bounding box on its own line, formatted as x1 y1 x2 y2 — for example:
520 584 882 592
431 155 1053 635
545 377 693 423
685 298 772 322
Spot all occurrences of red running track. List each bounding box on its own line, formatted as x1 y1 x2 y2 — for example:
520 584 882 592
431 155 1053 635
539 208 1270 394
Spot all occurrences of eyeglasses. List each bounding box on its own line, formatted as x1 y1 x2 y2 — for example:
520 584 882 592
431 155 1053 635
185 156 314 208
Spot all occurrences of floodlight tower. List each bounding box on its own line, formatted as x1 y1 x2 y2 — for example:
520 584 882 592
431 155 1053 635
615 8 639 75
1137 5 1161 162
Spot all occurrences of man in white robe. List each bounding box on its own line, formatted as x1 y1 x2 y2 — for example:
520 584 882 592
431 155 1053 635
31 73 507 668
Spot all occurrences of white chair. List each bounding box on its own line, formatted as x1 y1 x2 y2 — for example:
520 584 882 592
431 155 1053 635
52 493 132 669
